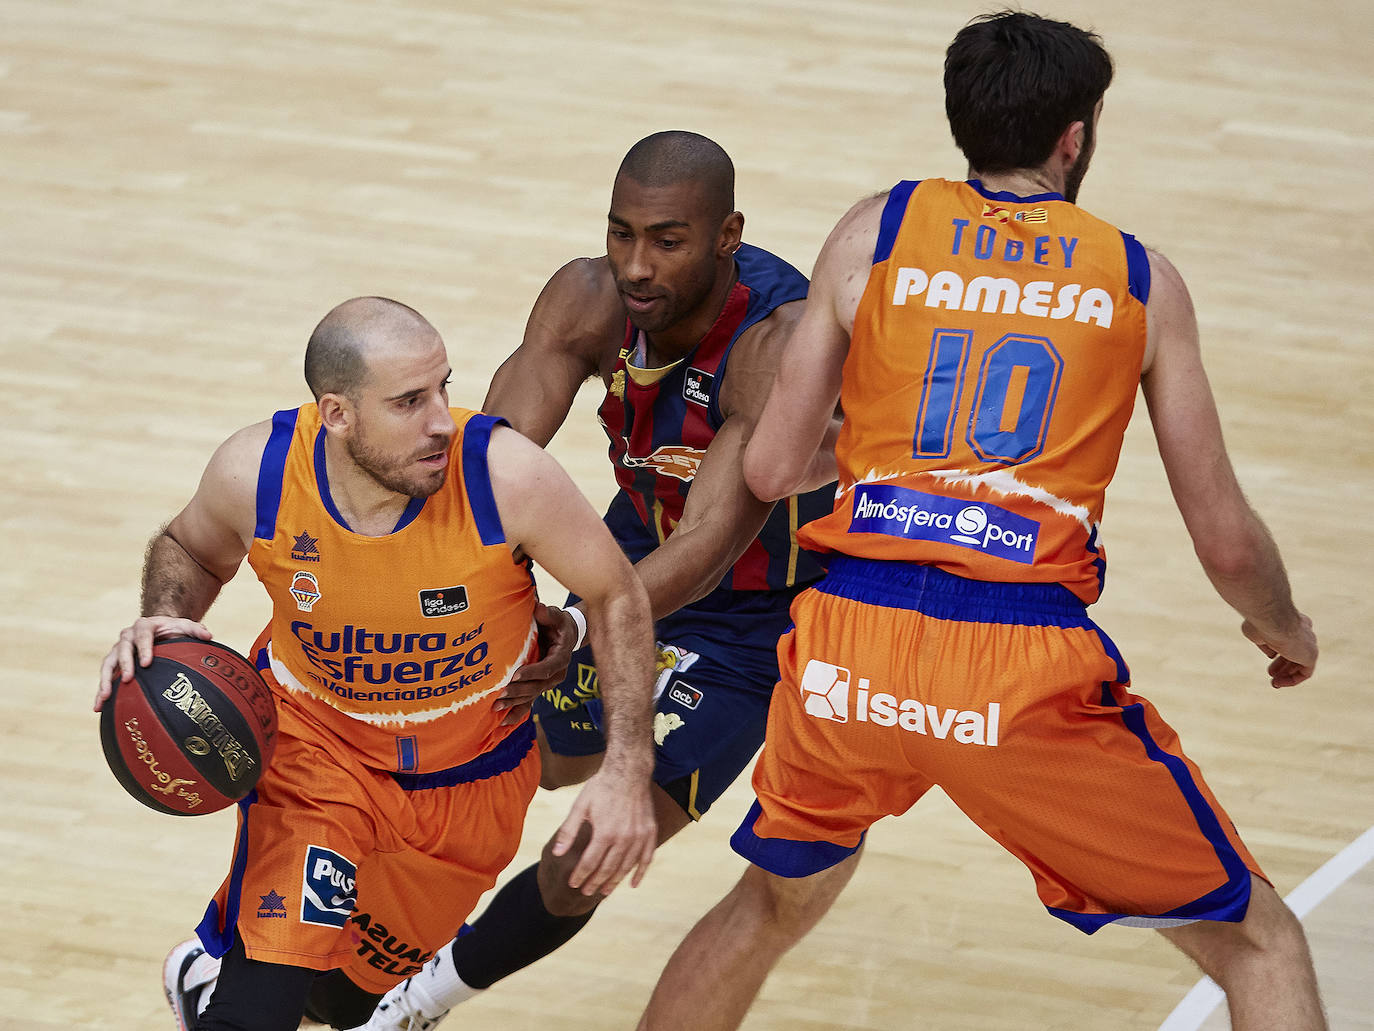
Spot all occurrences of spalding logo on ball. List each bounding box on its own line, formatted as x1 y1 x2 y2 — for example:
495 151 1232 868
99 637 278 815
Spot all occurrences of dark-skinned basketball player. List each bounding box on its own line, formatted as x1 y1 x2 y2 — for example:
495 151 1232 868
95 297 658 1031
359 131 840 1029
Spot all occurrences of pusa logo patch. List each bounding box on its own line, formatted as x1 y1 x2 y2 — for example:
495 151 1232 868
301 846 357 927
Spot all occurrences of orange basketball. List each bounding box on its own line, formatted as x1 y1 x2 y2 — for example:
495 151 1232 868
99 637 277 816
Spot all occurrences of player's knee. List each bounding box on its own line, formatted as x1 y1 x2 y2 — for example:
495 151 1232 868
536 832 605 917
303 970 382 1029
1161 876 1312 981
729 851 861 944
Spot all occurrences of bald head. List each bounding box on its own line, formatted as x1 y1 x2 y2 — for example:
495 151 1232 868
304 296 438 400
616 131 735 225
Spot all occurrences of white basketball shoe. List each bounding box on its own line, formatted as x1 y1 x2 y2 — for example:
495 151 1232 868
163 937 221 1031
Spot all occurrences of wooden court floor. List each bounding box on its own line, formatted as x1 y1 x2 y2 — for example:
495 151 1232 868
2 0 1371 1027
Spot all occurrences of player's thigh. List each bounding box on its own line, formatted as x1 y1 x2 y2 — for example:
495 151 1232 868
742 588 938 860
927 618 1261 926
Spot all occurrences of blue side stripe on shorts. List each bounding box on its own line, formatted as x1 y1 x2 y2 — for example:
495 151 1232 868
730 800 865 878
254 409 299 541
816 555 1094 628
195 789 259 958
391 718 535 789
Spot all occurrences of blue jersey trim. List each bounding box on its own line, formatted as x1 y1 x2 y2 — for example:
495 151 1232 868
312 428 353 531
966 179 1066 204
816 555 1093 628
730 800 865 877
254 409 299 541
391 719 535 788
1121 232 1151 304
195 789 259 958
460 414 508 547
874 180 920 265
707 244 809 428
311 428 426 534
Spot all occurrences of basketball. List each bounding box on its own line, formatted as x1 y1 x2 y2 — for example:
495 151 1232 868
99 637 278 816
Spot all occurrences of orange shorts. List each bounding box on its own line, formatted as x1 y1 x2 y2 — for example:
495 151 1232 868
734 556 1263 933
195 692 540 992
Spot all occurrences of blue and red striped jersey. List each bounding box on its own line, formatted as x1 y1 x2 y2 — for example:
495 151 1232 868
597 243 832 597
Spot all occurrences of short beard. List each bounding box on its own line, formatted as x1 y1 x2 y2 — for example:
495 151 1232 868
346 434 448 499
1063 119 1095 204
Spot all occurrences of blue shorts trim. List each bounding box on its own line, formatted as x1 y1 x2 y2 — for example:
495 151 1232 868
817 555 1092 628
195 789 259 959
731 801 864 877
1050 872 1252 934
389 719 535 790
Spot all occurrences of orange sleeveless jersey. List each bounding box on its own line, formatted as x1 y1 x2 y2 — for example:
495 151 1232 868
800 179 1153 604
245 405 538 774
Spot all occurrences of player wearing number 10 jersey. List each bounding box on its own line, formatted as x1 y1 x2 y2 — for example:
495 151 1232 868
637 13 1323 1031
799 175 1148 604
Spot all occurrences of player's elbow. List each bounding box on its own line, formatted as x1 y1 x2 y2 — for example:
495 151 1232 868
1192 520 1271 584
743 453 794 503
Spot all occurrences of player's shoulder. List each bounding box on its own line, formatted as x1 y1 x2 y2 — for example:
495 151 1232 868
214 418 277 470
530 255 624 350
541 255 618 311
816 190 888 273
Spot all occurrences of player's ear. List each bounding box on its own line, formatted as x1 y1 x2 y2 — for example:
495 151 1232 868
719 211 744 257
318 392 354 435
1055 119 1086 167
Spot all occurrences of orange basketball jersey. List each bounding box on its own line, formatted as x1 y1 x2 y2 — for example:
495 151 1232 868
246 405 538 774
800 179 1152 603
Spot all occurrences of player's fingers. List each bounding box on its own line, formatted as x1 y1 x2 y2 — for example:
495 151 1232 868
629 838 655 888
116 630 139 683
573 837 623 896
132 621 159 667
499 701 534 727
550 812 587 861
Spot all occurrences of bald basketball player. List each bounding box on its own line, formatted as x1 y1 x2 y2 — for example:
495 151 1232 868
96 297 657 1031
636 13 1324 1031
360 132 838 1029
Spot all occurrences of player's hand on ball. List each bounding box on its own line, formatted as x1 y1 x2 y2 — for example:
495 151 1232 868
95 616 212 711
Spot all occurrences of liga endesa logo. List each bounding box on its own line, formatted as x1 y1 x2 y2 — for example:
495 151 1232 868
799 659 1000 746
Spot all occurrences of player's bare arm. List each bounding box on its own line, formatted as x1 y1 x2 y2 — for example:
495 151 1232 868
96 421 266 708
483 257 624 446
1140 248 1316 687
743 195 883 502
616 305 801 619
486 425 657 892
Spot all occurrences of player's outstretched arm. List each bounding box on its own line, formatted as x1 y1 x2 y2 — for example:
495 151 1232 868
95 422 264 710
483 258 621 447
1140 249 1316 688
487 425 657 893
742 195 882 502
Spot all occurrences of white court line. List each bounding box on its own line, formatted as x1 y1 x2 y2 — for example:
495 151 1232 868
1158 826 1374 1031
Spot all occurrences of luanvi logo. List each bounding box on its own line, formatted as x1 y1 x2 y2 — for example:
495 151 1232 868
290 531 321 563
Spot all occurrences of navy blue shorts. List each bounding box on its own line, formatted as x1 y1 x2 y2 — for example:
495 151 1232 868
534 587 803 819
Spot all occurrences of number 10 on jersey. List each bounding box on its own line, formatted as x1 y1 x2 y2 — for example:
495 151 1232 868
913 329 1063 466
